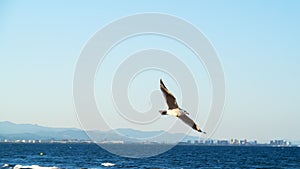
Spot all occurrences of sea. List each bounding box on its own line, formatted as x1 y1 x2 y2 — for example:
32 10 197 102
0 143 299 169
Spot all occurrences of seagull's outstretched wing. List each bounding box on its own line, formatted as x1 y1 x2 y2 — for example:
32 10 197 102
160 79 179 109
178 114 206 133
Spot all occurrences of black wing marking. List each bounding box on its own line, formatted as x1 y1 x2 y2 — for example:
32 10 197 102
178 114 205 133
160 79 179 109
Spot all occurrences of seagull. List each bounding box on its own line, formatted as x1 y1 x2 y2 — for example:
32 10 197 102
159 79 206 134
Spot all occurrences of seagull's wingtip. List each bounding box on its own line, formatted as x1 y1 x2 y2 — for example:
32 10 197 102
160 79 165 86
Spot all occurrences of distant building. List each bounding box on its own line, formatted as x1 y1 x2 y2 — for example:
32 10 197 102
217 140 229 145
270 140 291 146
205 140 214 145
230 139 240 145
240 139 247 145
247 140 257 145
100 140 124 144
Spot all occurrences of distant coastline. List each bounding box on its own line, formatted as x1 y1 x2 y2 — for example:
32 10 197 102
0 138 298 148
1 121 298 147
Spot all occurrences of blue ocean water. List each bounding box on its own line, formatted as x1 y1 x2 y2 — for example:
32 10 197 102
0 143 299 169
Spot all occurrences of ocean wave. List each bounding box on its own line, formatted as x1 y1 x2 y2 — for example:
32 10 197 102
1 163 116 169
100 163 115 167
9 165 59 169
2 164 13 168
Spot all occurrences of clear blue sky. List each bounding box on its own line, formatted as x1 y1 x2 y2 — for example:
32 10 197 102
1 1 299 142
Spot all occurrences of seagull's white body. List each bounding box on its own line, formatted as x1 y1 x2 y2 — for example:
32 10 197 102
166 108 181 117
159 79 206 134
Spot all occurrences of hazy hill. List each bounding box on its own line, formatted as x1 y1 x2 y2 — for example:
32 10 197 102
0 121 88 140
0 121 199 143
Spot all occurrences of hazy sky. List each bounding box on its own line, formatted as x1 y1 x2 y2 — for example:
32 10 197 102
1 1 299 142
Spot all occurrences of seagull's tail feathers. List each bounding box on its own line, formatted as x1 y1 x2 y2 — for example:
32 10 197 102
159 110 167 115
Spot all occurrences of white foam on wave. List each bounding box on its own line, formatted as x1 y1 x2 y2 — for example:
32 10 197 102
2 164 11 167
13 165 59 169
101 163 115 167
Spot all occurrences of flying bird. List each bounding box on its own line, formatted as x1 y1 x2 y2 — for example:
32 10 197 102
159 79 206 134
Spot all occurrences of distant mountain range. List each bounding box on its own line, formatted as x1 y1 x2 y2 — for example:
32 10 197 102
0 121 89 141
0 121 199 143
